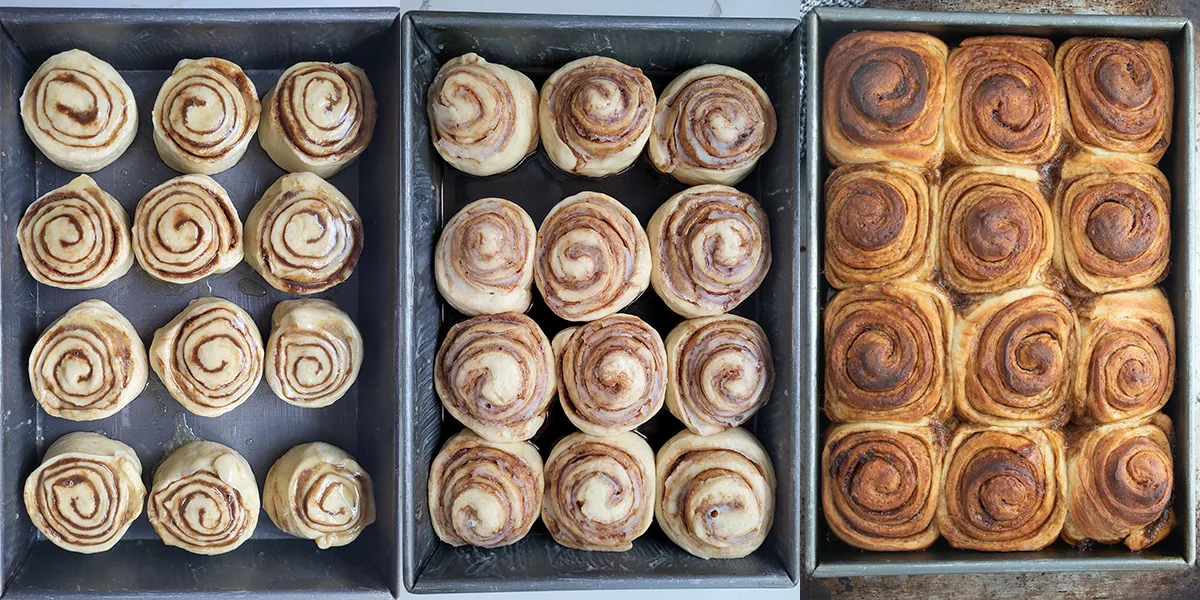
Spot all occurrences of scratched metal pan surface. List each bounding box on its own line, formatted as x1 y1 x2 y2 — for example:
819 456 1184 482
0 8 402 599
400 11 804 594
804 7 1196 578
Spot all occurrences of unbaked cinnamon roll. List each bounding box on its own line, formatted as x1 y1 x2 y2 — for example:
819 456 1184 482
542 431 655 552
648 65 776 186
665 315 773 436
152 57 260 175
132 174 243 284
428 429 544 548
435 198 536 316
20 49 137 173
260 61 376 178
656 427 775 559
147 440 259 555
244 172 363 294
265 299 362 408
23 432 145 553
435 312 555 442
1057 37 1174 164
824 282 952 424
557 313 666 436
534 191 650 322
822 422 942 551
939 425 1066 551
29 300 148 421
18 174 133 289
823 31 947 168
428 53 538 176
150 297 264 417
824 162 937 289
648 185 771 318
264 442 375 549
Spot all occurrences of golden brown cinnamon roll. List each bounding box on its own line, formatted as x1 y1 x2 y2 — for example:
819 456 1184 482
435 198 536 316
23 432 145 554
435 312 555 442
823 31 947 168
428 429 544 548
824 282 952 424
656 427 775 559
147 440 259 555
259 61 376 178
244 172 363 295
1057 38 1173 164
265 299 362 408
152 57 260 175
1054 154 1170 296
824 162 937 289
938 425 1066 551
939 166 1053 295
20 49 137 173
428 53 538 176
534 191 650 322
665 315 773 436
822 423 942 551
18 174 133 289
649 65 776 186
264 442 375 549
29 300 148 421
540 56 655 177
542 431 655 552
132 174 243 284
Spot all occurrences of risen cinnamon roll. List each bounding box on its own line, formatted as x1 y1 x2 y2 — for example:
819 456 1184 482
938 425 1066 551
133 174 243 284
153 57 260 175
939 166 1053 295
150 297 264 417
1054 154 1170 296
823 31 947 168
428 53 538 176
20 49 137 173
435 198 536 316
534 191 650 322
264 442 375 549
29 300 148 421
148 440 259 555
18 174 133 289
944 36 1062 166
648 185 771 318
656 427 775 559
557 313 666 436
540 56 655 177
244 172 363 295
649 65 776 186
1063 413 1174 550
822 423 942 551
542 432 655 552
435 312 555 442
824 162 937 289
260 61 376 178
265 299 362 408
665 315 773 436
428 429 544 548
824 282 953 424
1057 38 1173 164
23 432 145 553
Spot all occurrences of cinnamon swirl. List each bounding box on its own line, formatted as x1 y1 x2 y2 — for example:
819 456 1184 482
435 198 536 316
132 174 243 284
147 440 259 555
665 315 773 436
152 57 260 175
264 442 375 549
265 299 362 408
18 174 133 289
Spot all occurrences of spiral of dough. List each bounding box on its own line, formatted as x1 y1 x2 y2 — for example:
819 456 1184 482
132 174 243 283
435 198 536 316
147 440 259 555
264 442 375 549
152 57 260 174
665 315 773 436
18 174 133 289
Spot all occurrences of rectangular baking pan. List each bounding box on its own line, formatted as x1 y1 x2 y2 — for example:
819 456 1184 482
400 11 804 594
0 8 402 598
804 7 1196 578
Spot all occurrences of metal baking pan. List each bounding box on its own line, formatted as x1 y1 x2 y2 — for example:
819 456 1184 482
400 11 804 594
804 7 1196 578
0 8 402 598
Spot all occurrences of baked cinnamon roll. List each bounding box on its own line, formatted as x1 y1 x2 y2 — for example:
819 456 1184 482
264 442 375 549
18 174 133 289
132 174 243 284
21 49 137 173
665 315 773 436
265 299 362 408
435 198 536 316
153 57 260 175
147 440 259 555
540 56 655 177
649 65 776 185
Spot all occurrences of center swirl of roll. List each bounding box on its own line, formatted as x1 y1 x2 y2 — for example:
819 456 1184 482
1100 436 1171 522
21 185 126 287
173 306 261 410
970 294 1073 415
560 315 666 433
30 68 129 149
295 466 368 534
275 64 370 160
674 318 772 430
664 448 768 550
546 440 650 548
33 457 131 547
549 62 653 162
1083 184 1157 263
431 63 516 155
435 445 540 547
34 322 132 413
832 436 931 531
450 206 529 290
830 300 936 412
674 75 770 169
159 63 255 160
152 471 251 549
1088 320 1171 414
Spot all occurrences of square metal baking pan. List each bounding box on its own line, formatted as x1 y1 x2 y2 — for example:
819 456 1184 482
0 8 402 598
400 11 804 594
804 7 1196 578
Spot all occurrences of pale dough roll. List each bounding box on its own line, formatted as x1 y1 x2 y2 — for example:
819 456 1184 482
264 442 375 549
435 198 536 315
18 174 133 289
147 440 259 555
665 315 773 436
153 57 260 175
265 299 363 408
132 174 243 284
